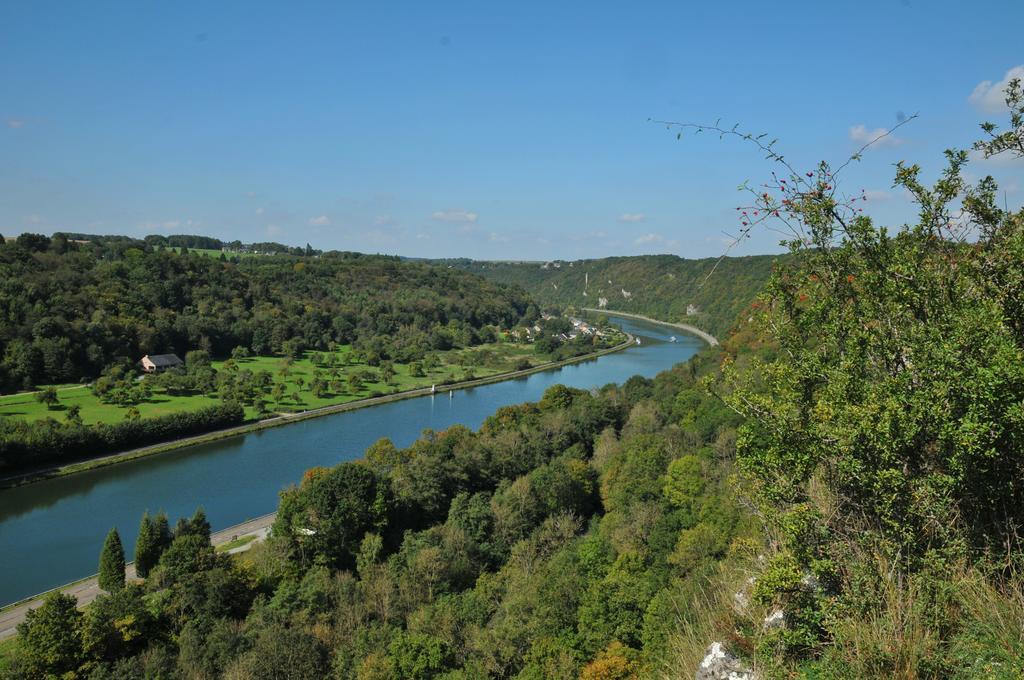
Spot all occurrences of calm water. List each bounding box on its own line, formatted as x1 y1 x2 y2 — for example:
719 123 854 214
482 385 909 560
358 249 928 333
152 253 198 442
0 316 701 605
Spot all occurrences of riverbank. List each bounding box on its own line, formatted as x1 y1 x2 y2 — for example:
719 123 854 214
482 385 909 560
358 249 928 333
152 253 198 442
0 513 276 640
582 308 719 346
0 333 634 490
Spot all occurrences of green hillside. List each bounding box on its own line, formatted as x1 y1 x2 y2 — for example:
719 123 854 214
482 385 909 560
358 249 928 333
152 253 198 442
444 254 782 339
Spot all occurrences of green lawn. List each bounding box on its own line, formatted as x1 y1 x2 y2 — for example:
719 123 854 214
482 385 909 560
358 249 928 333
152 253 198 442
0 342 540 427
170 247 272 259
216 534 258 552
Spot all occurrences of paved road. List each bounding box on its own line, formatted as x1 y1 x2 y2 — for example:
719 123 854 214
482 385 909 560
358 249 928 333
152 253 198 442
0 513 276 641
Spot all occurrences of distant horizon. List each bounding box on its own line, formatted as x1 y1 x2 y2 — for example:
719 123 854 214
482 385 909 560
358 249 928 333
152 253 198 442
3 229 789 263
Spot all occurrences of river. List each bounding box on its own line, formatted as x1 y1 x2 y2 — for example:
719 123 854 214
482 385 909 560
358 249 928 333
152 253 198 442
0 315 703 606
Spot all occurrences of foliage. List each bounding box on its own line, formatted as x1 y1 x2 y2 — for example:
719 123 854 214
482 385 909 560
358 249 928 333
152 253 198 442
133 511 171 579
14 591 84 678
685 76 1024 672
98 528 125 592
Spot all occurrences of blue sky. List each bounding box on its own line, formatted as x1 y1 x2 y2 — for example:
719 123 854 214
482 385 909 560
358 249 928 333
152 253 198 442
1 1 1022 260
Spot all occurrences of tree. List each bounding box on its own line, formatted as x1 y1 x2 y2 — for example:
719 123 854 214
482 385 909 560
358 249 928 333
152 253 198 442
134 512 161 578
65 403 82 425
153 512 172 553
98 527 126 591
35 386 59 410
226 623 329 679
579 641 640 680
16 591 84 678
188 507 211 542
231 345 250 361
273 461 392 569
81 584 155 661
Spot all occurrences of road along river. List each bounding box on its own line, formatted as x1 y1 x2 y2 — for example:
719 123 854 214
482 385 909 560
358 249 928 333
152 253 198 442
0 315 705 606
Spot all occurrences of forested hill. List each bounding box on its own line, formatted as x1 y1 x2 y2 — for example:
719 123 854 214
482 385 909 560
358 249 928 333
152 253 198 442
440 254 781 338
0 235 535 392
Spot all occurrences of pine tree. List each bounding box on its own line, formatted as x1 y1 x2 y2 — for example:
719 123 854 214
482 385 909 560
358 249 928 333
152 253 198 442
98 528 125 592
173 517 190 539
189 507 211 543
134 512 157 578
153 512 171 553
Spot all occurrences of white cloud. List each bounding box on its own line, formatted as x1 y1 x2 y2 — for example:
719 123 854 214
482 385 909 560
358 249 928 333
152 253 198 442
162 220 180 229
6 119 24 129
634 233 663 245
309 215 330 226
255 207 264 215
246 191 257 198
618 213 646 223
969 65 1024 113
849 124 903 147
374 215 397 227
432 209 478 223
489 232 509 243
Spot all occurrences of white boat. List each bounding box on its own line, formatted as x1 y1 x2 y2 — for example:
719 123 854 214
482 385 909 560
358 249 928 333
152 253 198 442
670 336 677 343
635 338 641 345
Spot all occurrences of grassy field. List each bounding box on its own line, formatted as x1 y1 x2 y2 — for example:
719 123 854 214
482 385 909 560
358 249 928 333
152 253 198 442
0 342 539 426
170 247 274 259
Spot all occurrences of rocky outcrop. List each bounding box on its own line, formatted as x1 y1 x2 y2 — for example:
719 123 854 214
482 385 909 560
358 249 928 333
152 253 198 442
695 642 760 680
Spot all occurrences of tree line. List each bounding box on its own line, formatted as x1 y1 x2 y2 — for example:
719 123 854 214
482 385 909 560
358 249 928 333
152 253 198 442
0 235 536 392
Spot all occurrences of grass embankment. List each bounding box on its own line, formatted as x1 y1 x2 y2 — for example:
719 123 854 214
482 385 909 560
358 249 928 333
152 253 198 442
0 342 538 425
215 535 258 553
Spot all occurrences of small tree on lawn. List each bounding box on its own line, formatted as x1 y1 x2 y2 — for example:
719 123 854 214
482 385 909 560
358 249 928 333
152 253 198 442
98 527 125 592
35 386 59 410
65 403 82 425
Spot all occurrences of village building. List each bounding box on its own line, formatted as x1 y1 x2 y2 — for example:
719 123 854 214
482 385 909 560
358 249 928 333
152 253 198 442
140 353 184 373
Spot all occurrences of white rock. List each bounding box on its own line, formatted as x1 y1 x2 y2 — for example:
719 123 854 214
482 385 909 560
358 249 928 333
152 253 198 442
763 608 785 629
695 642 760 680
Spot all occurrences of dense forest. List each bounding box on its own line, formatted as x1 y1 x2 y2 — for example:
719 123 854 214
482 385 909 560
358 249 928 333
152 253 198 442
441 254 780 339
0 236 536 392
